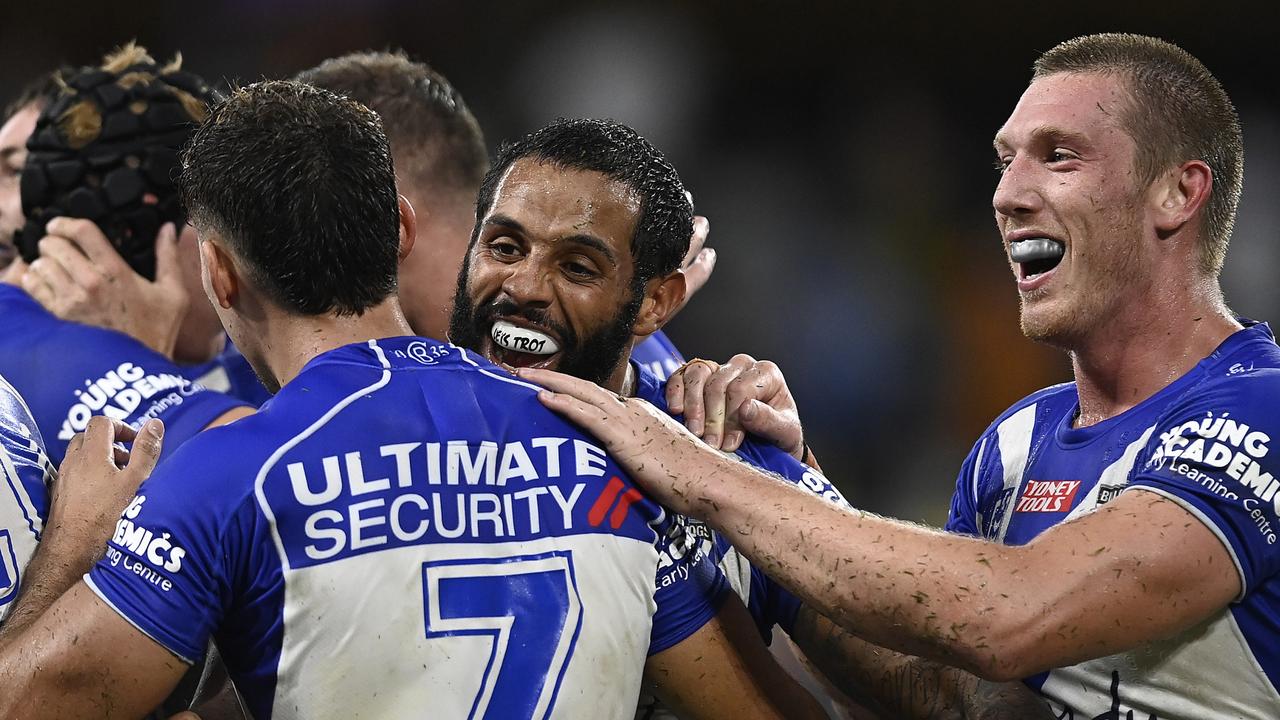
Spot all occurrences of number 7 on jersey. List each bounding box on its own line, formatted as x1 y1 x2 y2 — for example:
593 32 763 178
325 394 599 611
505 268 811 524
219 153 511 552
423 551 584 719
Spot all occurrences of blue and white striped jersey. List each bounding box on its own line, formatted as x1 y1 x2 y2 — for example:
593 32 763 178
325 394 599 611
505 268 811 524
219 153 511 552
947 322 1280 719
87 337 725 720
0 373 52 624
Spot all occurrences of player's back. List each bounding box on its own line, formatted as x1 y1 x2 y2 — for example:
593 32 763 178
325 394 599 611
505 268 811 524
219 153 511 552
88 337 669 720
0 284 248 463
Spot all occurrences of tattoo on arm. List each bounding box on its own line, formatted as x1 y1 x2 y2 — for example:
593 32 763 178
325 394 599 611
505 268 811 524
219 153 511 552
792 606 1052 720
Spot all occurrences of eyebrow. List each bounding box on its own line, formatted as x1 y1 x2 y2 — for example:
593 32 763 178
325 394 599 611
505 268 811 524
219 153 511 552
484 213 619 266
994 125 1093 152
0 146 21 165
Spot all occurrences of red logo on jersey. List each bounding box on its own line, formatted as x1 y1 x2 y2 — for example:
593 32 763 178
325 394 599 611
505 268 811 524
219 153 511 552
588 476 643 529
1015 480 1081 513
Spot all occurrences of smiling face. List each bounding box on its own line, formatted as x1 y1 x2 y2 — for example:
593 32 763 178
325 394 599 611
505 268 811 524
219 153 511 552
449 158 644 387
993 72 1155 348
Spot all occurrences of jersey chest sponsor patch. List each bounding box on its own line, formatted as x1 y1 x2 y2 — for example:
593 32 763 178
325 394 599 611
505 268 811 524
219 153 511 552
1014 479 1081 513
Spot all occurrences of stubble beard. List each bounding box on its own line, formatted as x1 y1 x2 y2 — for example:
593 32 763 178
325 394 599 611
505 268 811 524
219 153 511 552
1019 217 1147 351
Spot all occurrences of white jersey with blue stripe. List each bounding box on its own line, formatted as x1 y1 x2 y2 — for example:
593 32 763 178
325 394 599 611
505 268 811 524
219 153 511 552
947 322 1280 719
0 373 52 624
87 337 725 719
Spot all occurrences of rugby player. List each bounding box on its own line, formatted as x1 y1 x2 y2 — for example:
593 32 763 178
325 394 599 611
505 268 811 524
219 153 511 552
0 46 254 465
446 116 1051 720
523 33 1278 718
28 51 712 389
0 80 821 720
298 51 713 382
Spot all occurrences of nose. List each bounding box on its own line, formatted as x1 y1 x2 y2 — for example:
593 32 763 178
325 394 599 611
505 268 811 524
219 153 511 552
498 253 553 309
992 154 1043 220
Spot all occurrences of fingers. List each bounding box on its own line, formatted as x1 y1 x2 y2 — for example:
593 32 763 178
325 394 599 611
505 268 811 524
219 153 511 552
0 257 29 286
690 355 755 448
153 223 181 287
37 235 101 289
19 263 55 307
682 247 717 299
45 217 128 273
124 419 165 479
80 416 121 464
683 216 710 268
24 255 75 306
533 388 614 431
516 367 619 409
738 399 805 459
701 367 735 448
63 417 143 469
670 360 720 435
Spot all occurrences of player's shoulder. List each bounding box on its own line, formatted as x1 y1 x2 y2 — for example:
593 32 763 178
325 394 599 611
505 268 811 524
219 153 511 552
973 381 1077 443
0 374 45 461
1164 323 1280 415
0 375 37 431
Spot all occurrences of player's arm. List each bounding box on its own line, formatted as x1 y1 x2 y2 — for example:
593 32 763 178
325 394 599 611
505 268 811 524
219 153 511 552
0 417 163 639
646 591 826 720
791 606 1053 720
522 368 1242 681
694 423 1047 718
0 580 188 718
0 416 187 718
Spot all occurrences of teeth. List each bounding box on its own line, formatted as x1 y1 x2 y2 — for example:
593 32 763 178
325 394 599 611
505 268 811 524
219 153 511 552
491 320 559 356
1009 238 1065 264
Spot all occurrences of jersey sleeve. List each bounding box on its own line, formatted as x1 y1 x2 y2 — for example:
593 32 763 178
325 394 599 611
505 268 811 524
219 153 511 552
648 512 730 655
945 435 988 536
732 443 849 636
1128 372 1280 598
84 433 247 662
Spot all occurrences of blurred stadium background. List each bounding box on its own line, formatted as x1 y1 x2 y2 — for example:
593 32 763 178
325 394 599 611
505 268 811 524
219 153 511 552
6 0 1279 523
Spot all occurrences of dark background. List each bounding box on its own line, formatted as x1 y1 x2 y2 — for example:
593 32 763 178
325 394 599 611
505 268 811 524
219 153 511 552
6 1 1278 522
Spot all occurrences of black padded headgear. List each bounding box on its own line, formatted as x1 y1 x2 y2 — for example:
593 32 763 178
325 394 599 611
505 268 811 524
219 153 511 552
18 59 217 279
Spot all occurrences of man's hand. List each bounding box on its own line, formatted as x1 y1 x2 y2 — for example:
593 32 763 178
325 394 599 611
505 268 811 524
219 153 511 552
47 417 165 567
22 219 189 358
0 417 164 641
671 215 716 317
519 367 713 516
666 354 804 459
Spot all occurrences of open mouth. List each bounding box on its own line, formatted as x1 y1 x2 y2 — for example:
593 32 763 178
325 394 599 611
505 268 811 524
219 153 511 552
487 320 561 370
1010 237 1065 280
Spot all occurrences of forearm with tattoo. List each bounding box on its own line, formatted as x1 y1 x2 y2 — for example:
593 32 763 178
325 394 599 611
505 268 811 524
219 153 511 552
792 607 1053 720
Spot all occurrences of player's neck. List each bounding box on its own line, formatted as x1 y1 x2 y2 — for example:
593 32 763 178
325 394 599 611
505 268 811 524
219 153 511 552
1070 283 1239 428
601 360 636 397
260 298 415 390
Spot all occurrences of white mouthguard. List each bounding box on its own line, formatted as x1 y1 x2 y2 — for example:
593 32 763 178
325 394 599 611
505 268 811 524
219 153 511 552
491 320 559 355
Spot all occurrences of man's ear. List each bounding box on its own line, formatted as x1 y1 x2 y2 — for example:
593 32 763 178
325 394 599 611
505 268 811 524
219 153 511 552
632 271 687 338
201 239 238 310
1151 160 1213 239
398 194 418 262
